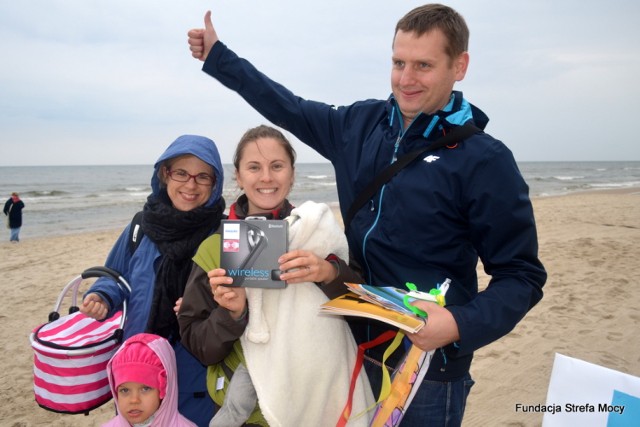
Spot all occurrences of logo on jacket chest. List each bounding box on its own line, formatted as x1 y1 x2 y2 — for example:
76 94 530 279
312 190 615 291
423 155 440 163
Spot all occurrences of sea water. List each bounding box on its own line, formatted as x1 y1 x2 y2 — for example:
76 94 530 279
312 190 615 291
1 161 639 239
0 163 340 239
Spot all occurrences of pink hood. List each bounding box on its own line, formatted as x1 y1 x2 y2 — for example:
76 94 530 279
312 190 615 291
102 333 196 427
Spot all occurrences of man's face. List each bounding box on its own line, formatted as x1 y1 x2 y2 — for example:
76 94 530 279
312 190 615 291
391 29 468 127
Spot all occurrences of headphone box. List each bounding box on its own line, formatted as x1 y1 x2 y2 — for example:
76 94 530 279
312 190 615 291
220 218 289 288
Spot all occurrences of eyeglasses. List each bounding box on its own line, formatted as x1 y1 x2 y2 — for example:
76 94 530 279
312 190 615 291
166 168 215 186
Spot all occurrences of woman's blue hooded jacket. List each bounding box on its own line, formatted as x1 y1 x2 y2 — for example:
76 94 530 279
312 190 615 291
90 134 224 334
85 135 224 426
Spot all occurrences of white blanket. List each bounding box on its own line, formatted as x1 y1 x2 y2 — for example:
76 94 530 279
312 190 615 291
241 201 374 427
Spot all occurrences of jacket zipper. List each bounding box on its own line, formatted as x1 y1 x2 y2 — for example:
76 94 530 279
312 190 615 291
361 104 422 280
361 129 403 280
360 106 437 281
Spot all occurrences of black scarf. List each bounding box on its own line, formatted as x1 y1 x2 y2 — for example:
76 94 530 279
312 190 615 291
143 190 225 340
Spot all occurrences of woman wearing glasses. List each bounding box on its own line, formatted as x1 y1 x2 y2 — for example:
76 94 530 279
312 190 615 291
80 135 224 427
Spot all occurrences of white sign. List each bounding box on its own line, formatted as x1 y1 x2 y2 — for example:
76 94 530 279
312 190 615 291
542 353 640 426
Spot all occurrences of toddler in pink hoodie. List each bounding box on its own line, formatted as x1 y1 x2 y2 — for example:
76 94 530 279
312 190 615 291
103 333 196 427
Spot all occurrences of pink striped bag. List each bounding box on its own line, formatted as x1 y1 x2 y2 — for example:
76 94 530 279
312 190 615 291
29 266 130 414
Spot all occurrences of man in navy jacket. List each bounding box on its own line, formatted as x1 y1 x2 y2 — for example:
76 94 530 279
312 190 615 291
187 4 546 425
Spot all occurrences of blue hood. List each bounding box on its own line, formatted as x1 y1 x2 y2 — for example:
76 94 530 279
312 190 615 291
151 135 224 207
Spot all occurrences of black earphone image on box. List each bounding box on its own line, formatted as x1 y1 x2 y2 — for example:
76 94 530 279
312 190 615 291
221 218 288 288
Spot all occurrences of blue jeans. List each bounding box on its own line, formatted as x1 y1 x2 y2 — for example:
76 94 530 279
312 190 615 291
364 359 474 426
10 227 20 242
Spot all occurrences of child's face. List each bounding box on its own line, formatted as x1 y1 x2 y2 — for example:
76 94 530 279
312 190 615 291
117 381 161 425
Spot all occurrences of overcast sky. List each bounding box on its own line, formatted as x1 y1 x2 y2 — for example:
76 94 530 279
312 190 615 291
1 0 639 166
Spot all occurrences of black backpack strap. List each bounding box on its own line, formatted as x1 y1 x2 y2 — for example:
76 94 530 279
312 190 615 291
344 123 480 231
128 211 145 255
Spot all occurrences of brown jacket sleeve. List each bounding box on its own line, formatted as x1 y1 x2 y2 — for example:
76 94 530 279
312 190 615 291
317 254 365 300
178 263 248 365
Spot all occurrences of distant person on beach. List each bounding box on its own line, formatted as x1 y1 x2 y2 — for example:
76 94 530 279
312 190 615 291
186 3 547 425
103 333 196 427
178 125 366 426
4 192 25 243
80 135 224 426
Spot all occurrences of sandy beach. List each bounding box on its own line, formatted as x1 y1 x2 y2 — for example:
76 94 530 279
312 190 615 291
1 189 639 426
